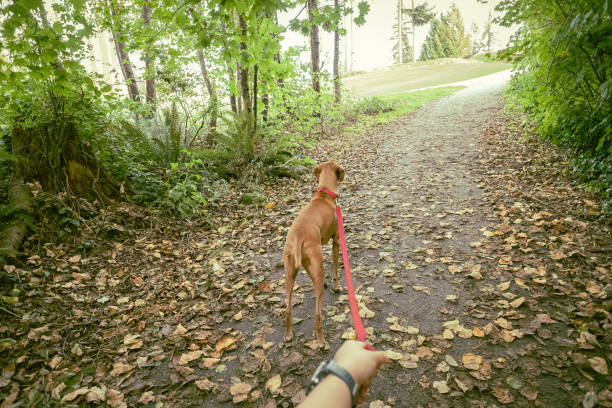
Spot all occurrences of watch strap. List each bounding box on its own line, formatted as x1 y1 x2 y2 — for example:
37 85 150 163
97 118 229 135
326 360 359 408
307 360 359 408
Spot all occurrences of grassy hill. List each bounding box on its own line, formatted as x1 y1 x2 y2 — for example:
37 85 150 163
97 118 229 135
343 58 512 97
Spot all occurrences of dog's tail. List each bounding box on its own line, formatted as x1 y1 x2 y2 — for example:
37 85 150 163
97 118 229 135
292 238 303 270
285 236 303 270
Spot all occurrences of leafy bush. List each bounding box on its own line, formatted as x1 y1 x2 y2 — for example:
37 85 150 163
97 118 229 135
572 153 612 214
357 97 397 115
497 0 611 154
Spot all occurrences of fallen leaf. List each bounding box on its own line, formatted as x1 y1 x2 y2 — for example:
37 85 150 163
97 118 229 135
86 386 106 403
445 355 458 367
384 350 403 360
230 382 253 403
509 297 525 308
462 353 482 370
61 387 90 403
195 378 216 391
202 358 220 368
492 384 514 404
179 350 203 365
173 324 188 336
265 374 282 394
216 337 237 353
432 380 450 394
442 329 454 340
106 389 127 408
549 249 567 260
138 391 155 404
110 363 134 377
588 357 608 375
496 281 510 291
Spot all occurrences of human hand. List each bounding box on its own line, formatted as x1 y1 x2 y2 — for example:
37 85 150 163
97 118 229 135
332 341 390 403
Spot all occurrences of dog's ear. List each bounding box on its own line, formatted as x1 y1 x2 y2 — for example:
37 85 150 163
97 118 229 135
313 165 322 180
335 165 345 182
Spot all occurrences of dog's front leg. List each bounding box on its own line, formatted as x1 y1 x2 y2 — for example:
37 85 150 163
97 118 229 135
332 235 341 292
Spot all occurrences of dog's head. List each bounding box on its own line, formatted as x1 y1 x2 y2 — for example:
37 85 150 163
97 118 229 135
313 161 344 186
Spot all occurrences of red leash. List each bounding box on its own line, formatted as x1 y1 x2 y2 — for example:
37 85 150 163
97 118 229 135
317 188 371 348
336 205 369 343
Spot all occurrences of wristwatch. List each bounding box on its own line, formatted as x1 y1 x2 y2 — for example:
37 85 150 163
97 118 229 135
308 360 359 408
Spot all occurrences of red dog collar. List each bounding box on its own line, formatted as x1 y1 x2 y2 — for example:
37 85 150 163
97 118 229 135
317 187 338 198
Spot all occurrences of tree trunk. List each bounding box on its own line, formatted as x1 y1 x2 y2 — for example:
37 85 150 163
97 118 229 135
236 63 243 115
253 64 258 136
0 182 32 267
412 0 416 64
333 0 341 103
198 50 218 147
12 119 117 201
220 22 238 114
262 92 269 123
238 13 252 113
109 2 140 102
398 0 403 64
142 0 156 109
307 0 321 93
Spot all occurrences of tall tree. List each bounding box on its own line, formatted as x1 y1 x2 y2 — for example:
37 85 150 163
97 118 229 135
220 21 238 114
391 6 412 63
405 0 435 63
308 0 321 93
397 0 404 64
141 0 156 109
197 50 218 146
470 22 483 55
419 3 471 61
108 0 140 102
333 0 341 102
238 12 252 112
481 11 496 52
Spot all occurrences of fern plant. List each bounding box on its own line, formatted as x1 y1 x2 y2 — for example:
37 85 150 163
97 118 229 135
215 110 256 169
154 102 183 164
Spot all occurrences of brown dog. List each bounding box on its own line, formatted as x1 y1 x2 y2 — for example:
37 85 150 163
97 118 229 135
283 161 345 349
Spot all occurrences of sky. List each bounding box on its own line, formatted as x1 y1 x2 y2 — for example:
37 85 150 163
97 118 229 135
278 0 518 72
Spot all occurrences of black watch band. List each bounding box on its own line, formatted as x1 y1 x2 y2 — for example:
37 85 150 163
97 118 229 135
308 360 359 407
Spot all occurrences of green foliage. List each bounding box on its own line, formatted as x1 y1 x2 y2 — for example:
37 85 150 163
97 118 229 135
497 0 611 154
160 157 209 218
391 9 413 64
357 97 397 115
215 110 257 171
572 153 612 214
420 3 472 60
405 1 436 26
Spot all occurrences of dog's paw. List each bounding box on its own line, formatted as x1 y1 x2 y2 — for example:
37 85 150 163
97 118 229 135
317 340 330 351
331 284 342 293
284 332 294 343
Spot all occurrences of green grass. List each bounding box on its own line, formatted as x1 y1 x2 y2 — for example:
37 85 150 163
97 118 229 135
344 58 511 98
345 86 464 134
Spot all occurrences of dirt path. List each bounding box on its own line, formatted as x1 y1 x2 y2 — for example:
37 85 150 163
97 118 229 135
2 74 611 408
245 73 611 407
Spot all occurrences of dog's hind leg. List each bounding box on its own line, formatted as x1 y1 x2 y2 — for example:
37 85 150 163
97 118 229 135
304 248 328 350
331 234 340 292
284 255 298 342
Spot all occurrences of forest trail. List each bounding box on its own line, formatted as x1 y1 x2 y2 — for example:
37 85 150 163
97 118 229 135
2 73 611 408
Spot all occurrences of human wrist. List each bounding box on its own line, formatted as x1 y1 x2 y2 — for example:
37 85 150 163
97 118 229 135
332 358 361 385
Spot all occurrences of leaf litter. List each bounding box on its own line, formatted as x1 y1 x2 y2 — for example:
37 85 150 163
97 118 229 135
0 85 611 407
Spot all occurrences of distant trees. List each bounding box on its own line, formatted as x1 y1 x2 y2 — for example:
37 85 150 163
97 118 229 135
391 3 413 64
480 11 496 52
405 0 435 63
419 3 471 61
